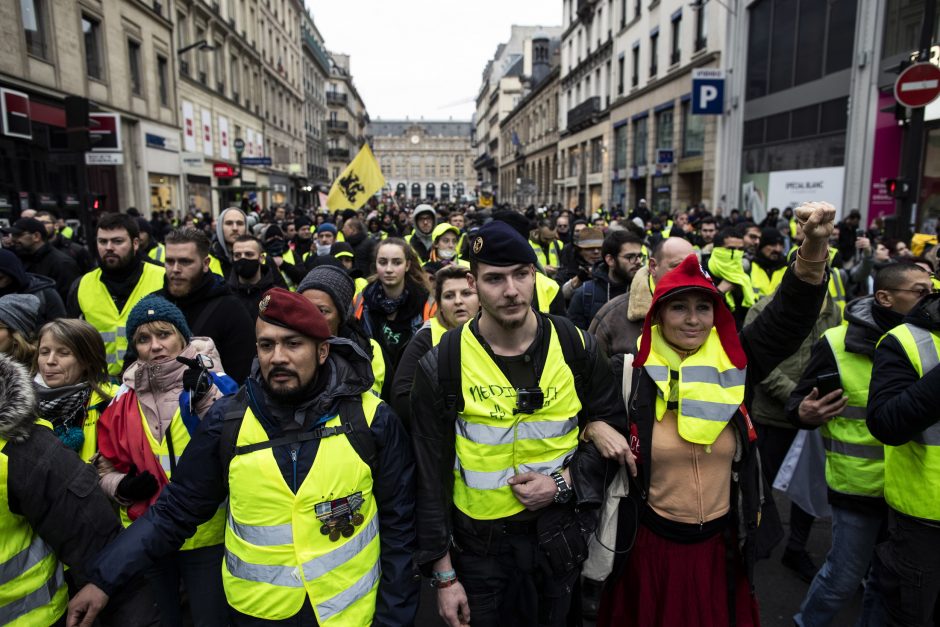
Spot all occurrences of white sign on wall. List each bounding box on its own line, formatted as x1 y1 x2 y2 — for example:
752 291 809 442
766 166 845 219
218 116 230 160
181 100 195 152
201 110 213 157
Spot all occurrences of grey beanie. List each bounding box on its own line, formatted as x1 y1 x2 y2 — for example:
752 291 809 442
297 266 355 318
0 294 40 338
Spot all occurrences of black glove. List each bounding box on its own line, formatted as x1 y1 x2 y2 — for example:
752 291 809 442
178 356 212 405
116 464 160 502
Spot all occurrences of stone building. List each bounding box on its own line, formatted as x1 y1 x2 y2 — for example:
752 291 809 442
301 8 330 195
370 120 475 202
326 53 369 184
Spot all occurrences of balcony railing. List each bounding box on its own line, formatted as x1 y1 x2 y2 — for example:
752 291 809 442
327 120 349 132
326 92 347 106
567 96 601 132
328 148 350 160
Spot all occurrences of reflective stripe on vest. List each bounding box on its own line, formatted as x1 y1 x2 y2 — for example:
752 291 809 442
453 320 582 520
118 402 225 550
881 324 940 520
820 325 883 498
223 394 382 623
530 240 560 269
0 438 67 626
147 244 165 263
644 327 746 445
77 263 166 376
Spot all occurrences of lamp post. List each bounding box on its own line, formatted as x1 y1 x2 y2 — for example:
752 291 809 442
176 39 216 56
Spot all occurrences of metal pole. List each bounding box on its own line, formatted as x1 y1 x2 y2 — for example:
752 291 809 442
896 0 937 241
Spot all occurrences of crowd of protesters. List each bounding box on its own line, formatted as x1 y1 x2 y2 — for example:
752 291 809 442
0 194 937 627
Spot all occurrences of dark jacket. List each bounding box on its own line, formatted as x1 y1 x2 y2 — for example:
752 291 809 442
0 251 67 322
868 293 940 448
156 273 255 383
346 230 377 278
0 356 158 625
608 265 827 589
225 262 287 321
85 340 419 625
390 325 433 430
786 295 895 514
50 233 95 273
358 280 430 375
409 313 626 571
19 242 81 302
567 263 629 329
209 238 233 278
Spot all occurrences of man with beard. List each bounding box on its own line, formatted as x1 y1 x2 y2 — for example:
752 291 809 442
293 216 313 252
68 213 165 377
528 218 562 278
7 216 81 302
68 288 419 627
227 234 287 321
567 230 644 329
405 204 437 263
154 227 255 382
409 221 624 627
750 228 788 300
261 224 306 290
210 207 248 277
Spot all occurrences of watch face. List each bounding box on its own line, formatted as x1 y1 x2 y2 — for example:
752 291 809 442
410 134 420 144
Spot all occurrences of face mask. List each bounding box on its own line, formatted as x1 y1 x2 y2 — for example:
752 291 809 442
438 248 456 260
233 258 261 279
316 243 332 256
265 239 288 257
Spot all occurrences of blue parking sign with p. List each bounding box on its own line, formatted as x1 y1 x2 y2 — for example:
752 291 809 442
692 70 725 115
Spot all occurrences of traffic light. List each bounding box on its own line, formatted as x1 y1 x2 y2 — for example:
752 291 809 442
886 178 910 199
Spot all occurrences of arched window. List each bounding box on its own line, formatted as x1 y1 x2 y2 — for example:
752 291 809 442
440 182 451 200
426 183 436 200
411 183 421 198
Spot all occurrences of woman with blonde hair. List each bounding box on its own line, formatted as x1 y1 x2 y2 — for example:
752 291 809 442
0 293 40 366
33 318 117 460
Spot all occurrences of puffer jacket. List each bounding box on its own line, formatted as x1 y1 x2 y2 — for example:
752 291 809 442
745 290 842 429
97 338 225 502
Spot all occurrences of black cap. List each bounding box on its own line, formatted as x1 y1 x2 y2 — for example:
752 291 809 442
469 221 538 267
6 218 47 237
759 228 784 249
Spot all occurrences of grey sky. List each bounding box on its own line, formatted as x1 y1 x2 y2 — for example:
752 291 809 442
305 1 561 121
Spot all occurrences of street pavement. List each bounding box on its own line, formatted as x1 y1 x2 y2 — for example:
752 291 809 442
414 491 865 626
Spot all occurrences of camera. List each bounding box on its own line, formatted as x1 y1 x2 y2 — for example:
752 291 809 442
515 387 545 415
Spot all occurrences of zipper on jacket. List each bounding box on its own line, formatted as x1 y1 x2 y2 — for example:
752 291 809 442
290 448 298 492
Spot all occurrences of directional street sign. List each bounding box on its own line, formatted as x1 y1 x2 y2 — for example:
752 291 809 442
233 138 245 155
894 62 940 108
241 156 272 166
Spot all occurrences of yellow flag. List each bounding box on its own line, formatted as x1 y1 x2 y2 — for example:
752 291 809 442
326 144 386 211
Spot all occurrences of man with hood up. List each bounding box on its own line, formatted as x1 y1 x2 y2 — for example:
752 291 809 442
210 207 248 277
406 204 437 263
0 248 66 323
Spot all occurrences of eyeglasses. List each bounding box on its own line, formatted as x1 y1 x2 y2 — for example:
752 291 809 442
886 287 936 298
620 253 647 263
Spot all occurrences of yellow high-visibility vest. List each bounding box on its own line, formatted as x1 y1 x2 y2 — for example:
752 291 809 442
453 320 582 520
77 384 119 462
118 401 225 550
535 273 559 313
0 437 68 626
880 324 940 521
829 270 847 315
369 338 385 398
77 263 166 376
209 255 225 277
147 243 165 264
529 240 561 269
643 327 746 446
820 326 883 498
223 395 382 623
750 264 786 299
429 316 449 346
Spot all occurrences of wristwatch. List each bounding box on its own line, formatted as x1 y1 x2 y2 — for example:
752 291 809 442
550 471 572 504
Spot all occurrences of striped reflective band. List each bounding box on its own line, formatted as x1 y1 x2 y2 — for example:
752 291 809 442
100 332 116 342
913 424 940 446
159 455 172 474
644 365 670 382
227 513 294 546
822 437 884 460
456 417 577 446
457 448 575 490
225 550 303 588
840 406 867 420
0 563 63 625
106 354 118 364
316 561 381 622
681 365 746 388
0 536 54 586
302 516 378 580
906 327 940 445
681 399 741 422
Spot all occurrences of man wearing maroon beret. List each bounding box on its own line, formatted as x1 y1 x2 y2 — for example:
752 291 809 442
70 287 419 626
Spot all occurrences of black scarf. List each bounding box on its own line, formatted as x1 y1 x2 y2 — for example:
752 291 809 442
33 378 92 451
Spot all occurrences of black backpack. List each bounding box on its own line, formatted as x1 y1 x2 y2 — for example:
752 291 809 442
217 385 378 487
438 314 591 413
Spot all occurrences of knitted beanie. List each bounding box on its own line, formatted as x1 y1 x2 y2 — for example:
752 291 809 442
297 265 355 318
0 293 40 338
126 295 192 343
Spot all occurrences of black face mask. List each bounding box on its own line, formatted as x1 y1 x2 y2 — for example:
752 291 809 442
233 258 261 279
265 239 288 257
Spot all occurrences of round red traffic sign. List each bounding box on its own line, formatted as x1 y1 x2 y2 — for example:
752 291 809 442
895 62 940 108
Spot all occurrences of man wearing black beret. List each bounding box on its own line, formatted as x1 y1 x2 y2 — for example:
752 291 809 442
409 221 627 627
70 287 419 626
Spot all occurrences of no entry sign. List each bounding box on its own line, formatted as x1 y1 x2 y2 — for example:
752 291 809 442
894 62 940 108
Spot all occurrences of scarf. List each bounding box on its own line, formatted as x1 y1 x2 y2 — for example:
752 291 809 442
33 377 91 451
369 284 410 314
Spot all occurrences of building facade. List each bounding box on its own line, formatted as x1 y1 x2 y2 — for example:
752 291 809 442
370 120 475 202
326 53 369 184
2 0 180 221
301 9 330 195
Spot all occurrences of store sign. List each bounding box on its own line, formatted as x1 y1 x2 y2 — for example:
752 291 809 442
657 149 674 165
761 167 845 221
181 152 205 168
213 163 235 178
145 132 179 152
85 152 124 165
89 113 121 151
1 88 31 139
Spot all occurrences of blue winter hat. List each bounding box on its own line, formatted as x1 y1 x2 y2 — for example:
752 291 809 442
316 223 338 235
126 295 192 343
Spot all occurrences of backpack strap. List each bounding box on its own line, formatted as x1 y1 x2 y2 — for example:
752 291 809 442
581 281 596 322
220 386 250 490
337 398 379 477
546 314 590 404
438 327 464 412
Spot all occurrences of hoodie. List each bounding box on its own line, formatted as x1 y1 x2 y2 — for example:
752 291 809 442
566 261 630 329
0 249 67 322
210 207 247 275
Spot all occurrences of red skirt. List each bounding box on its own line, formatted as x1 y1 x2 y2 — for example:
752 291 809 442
597 524 761 627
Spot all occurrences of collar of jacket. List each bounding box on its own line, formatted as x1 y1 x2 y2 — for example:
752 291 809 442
627 266 653 322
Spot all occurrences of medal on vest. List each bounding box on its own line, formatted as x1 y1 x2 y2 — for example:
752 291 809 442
316 492 365 542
